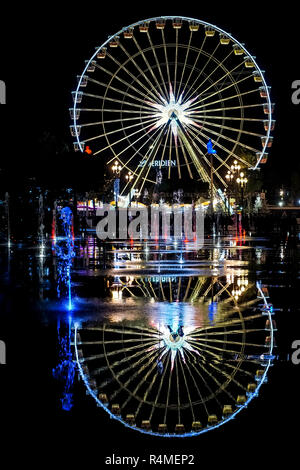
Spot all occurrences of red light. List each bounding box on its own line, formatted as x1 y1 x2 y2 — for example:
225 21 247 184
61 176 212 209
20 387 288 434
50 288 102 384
71 222 75 241
51 216 56 241
85 145 93 155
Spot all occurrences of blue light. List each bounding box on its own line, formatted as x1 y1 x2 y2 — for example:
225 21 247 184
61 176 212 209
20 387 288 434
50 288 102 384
207 139 217 154
55 207 75 311
208 301 218 324
53 318 76 411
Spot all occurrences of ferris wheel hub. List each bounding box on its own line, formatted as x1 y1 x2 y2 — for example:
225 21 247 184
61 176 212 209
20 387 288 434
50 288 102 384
168 333 183 344
147 87 200 136
163 329 186 350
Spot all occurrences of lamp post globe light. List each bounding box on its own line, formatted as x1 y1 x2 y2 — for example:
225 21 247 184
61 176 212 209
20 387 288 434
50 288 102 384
231 160 241 173
112 161 122 175
236 172 248 188
125 171 133 182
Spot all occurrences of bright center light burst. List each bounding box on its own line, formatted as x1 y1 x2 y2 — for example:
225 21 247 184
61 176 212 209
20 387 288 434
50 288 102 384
148 323 200 371
146 83 201 140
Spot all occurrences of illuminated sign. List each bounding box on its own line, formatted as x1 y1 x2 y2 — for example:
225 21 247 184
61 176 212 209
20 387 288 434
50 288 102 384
139 160 176 168
145 276 178 283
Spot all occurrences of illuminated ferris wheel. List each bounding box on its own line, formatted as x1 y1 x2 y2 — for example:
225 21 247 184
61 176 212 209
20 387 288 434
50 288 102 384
70 16 274 196
74 280 275 437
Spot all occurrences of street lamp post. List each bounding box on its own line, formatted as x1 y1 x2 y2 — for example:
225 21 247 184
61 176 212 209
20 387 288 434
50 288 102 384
236 172 248 212
111 160 122 209
225 170 234 215
125 171 134 206
206 139 217 217
225 162 243 229
236 172 248 229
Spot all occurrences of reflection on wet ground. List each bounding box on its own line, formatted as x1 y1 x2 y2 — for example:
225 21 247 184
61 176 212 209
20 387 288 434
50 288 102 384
0 234 299 438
